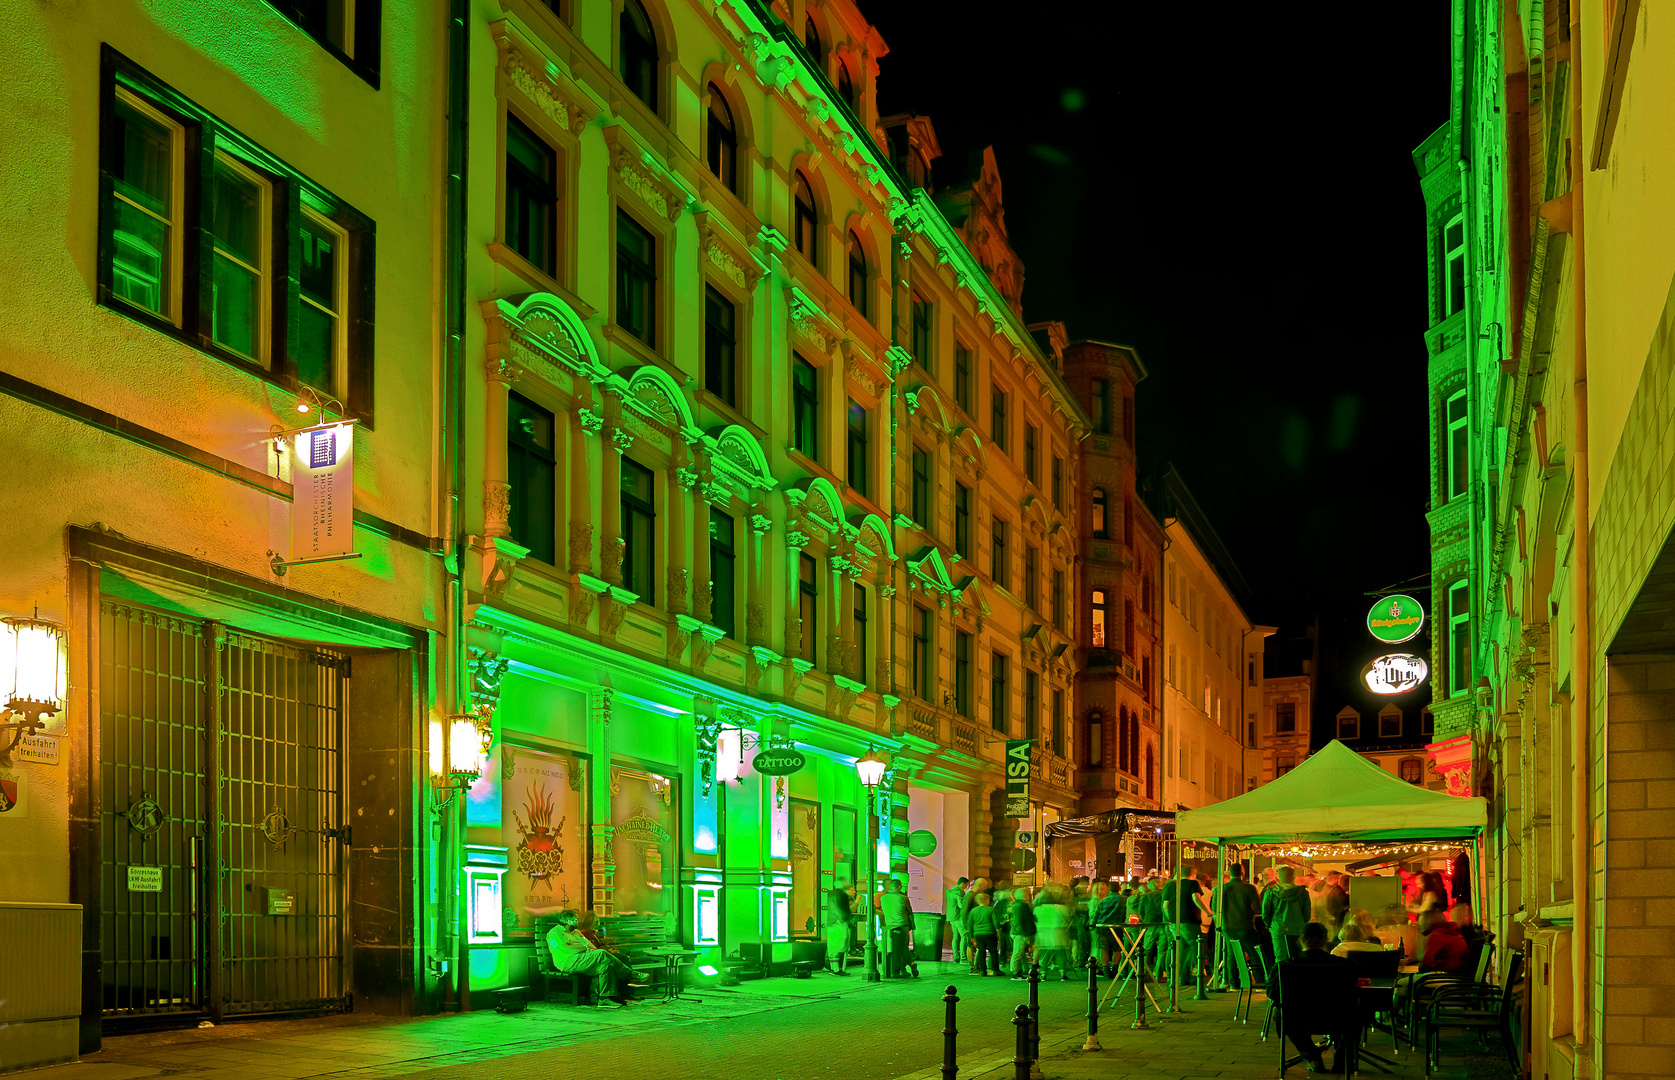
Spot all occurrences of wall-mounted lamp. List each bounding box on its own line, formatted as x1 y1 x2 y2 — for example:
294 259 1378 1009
430 708 493 812
2 614 65 766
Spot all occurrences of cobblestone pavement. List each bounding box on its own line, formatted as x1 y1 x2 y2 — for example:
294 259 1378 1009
23 962 1516 1080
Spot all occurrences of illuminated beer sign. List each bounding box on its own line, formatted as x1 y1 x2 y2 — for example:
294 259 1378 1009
1366 594 1425 644
1362 653 1429 695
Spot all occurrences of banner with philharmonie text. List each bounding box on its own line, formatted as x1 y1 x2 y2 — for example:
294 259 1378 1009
291 422 355 561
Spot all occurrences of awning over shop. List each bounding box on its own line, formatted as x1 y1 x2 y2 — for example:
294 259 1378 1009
1175 739 1487 844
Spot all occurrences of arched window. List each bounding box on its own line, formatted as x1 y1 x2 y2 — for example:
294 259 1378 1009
1116 706 1128 773
1088 710 1103 770
1144 744 1155 800
804 16 825 67
1091 488 1107 537
707 86 738 192
846 231 867 316
793 172 818 263
837 61 855 111
619 0 658 110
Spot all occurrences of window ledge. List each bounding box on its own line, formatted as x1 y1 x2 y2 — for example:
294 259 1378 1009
785 447 841 489
487 242 595 319
694 388 765 441
600 322 671 372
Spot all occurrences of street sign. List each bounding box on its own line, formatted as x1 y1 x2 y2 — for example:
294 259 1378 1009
1363 653 1429 695
752 749 806 776
126 866 162 893
1367 594 1425 644
908 829 938 856
1012 848 1037 872
1016 831 1036 846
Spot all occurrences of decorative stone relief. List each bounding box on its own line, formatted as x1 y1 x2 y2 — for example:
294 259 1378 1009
845 354 881 397
468 649 511 718
578 408 605 435
746 602 766 642
568 584 597 627
694 580 714 623
508 63 576 133
486 356 523 384
615 149 680 222
750 513 772 534
483 481 512 539
785 615 803 659
692 632 718 673
665 626 690 665
784 660 810 698
610 427 636 454
666 567 689 611
600 597 629 639
568 522 593 567
705 239 749 290
602 537 625 583
745 651 766 693
675 467 700 490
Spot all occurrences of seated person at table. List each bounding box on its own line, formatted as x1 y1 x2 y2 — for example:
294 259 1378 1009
1449 902 1489 949
546 910 648 1007
1331 923 1387 957
1284 922 1359 1074
1419 908 1469 974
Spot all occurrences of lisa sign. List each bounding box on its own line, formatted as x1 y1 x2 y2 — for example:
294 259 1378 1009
1367 594 1425 644
1363 653 1429 695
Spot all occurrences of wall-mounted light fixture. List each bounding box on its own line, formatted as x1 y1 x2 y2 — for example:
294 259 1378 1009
1 613 65 766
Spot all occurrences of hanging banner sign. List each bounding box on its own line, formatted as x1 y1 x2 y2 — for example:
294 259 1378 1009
1005 740 1032 818
1362 653 1430 695
752 749 806 776
1366 594 1425 644
290 421 357 563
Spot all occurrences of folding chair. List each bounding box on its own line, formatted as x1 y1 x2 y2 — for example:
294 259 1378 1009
1276 961 1363 1077
1228 938 1257 1024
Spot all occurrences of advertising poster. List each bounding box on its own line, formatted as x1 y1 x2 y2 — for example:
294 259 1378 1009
502 747 587 939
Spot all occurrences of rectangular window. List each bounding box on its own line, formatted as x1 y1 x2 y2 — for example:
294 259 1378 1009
1123 395 1135 447
1051 568 1065 631
621 458 656 603
1447 391 1468 500
793 355 819 460
1052 689 1065 757
1051 456 1063 508
1379 710 1402 738
505 115 557 278
710 509 736 638
991 518 1008 591
990 385 1008 451
1124 599 1136 657
507 392 556 564
911 293 932 370
616 208 656 345
854 583 869 682
1443 214 1466 316
1023 545 1039 611
209 152 271 364
1337 711 1360 740
1091 589 1108 647
267 0 380 84
1090 378 1109 433
912 606 933 700
1024 669 1039 740
799 553 819 665
1275 702 1296 734
704 285 737 407
1024 424 1038 485
990 652 1009 734
954 483 971 557
911 446 931 524
954 631 973 717
101 63 375 414
1449 581 1471 697
954 346 973 415
847 398 870 498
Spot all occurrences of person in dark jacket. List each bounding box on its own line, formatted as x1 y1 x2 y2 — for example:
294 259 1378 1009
965 892 1001 976
1007 887 1037 978
1282 922 1359 1074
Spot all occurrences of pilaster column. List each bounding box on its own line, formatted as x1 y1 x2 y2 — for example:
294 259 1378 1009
832 555 855 680
567 408 593 574
598 394 626 586
746 511 771 645
666 450 691 615
483 358 522 539
692 460 713 623
587 685 616 916
786 530 811 659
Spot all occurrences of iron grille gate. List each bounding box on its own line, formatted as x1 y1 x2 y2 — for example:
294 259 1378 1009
100 602 350 1021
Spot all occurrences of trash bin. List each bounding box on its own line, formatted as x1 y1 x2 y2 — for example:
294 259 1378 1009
914 912 946 960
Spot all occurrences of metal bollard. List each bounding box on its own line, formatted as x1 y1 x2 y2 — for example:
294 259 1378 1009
1012 1004 1033 1080
1132 943 1150 1030
942 985 959 1080
1192 932 1210 1002
1170 933 1182 1012
1027 962 1043 1080
1083 953 1101 1051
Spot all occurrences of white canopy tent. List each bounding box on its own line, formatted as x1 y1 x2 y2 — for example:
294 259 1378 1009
1176 739 1487 844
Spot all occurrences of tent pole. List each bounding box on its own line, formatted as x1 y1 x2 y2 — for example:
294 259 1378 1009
1214 842 1227 990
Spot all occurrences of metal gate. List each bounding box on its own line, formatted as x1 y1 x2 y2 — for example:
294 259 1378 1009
100 601 350 1022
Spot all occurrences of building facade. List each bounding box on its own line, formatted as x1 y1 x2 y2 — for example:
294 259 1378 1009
448 0 1091 997
1417 2 1675 1077
0 0 449 1058
1154 470 1258 813
1062 340 1164 817
1258 673 1313 787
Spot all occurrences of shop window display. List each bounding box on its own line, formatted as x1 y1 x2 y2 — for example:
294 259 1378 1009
610 766 678 916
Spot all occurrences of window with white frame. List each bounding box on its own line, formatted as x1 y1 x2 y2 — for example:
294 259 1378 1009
1443 214 1465 316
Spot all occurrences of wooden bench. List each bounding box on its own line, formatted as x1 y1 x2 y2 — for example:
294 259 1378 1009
531 914 676 1003
532 917 596 1005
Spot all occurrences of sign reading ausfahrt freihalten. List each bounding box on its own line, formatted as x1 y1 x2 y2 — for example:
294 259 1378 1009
1366 594 1425 645
1005 740 1032 818
126 866 162 893
752 748 806 776
1362 653 1429 695
291 421 356 562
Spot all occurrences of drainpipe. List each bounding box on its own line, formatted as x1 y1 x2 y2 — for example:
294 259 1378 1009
1567 2 1591 1055
442 0 471 1013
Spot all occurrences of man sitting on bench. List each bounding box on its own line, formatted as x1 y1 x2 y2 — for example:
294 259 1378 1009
545 909 649 1007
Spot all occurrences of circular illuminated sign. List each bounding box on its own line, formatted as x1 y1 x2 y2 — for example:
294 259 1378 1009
1367 594 1426 644
908 829 938 857
1362 653 1430 695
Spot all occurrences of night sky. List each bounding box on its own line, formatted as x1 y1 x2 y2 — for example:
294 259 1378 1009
867 3 1449 630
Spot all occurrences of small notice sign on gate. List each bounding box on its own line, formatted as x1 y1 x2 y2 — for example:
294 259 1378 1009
127 866 163 893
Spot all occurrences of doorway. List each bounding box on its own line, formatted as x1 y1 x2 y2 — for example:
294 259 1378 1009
99 601 350 1023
